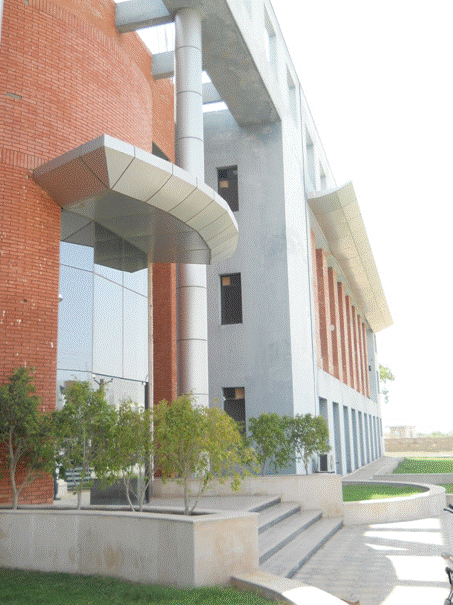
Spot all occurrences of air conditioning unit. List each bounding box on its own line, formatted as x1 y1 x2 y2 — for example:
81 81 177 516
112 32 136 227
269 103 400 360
318 453 334 473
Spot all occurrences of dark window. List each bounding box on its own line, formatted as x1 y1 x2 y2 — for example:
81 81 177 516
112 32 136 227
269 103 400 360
223 387 245 430
221 273 242 324
217 166 238 211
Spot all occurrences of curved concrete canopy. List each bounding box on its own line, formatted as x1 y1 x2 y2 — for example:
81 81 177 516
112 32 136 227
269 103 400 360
308 182 392 333
34 134 238 265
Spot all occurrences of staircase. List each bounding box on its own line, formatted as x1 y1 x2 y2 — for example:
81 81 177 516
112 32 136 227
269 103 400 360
251 497 343 578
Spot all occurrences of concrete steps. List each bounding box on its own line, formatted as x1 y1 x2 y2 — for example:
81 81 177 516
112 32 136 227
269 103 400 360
251 498 343 578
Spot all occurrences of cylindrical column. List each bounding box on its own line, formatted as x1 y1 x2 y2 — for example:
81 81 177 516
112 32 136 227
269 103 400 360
175 9 209 407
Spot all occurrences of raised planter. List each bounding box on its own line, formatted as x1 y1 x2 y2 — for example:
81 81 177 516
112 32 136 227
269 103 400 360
374 472 453 485
152 473 344 518
0 506 259 587
343 481 446 525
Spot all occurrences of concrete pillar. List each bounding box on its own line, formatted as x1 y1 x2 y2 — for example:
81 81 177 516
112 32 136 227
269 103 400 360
174 9 209 407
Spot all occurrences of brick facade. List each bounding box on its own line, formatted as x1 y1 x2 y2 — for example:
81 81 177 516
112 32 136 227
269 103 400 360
0 0 175 505
311 232 372 399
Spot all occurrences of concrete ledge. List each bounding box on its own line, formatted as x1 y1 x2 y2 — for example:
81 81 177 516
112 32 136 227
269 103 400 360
375 472 453 485
0 507 258 587
343 482 446 525
232 571 344 604
153 474 343 518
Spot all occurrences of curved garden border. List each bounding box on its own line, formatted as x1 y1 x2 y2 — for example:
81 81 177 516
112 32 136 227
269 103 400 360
343 481 446 525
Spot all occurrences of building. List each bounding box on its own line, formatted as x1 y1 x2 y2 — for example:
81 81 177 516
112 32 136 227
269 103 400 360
0 0 391 504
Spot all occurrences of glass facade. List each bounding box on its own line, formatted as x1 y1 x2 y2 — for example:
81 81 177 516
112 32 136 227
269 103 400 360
57 210 148 409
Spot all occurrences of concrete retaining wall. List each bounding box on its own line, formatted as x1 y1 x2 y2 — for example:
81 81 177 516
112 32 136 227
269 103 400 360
0 507 259 587
343 482 446 525
374 473 453 485
384 437 453 452
153 473 343 518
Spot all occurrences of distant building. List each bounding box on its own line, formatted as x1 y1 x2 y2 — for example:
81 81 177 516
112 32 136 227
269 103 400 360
387 426 417 439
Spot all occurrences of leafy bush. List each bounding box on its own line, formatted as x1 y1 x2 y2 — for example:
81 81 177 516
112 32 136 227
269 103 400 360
290 413 330 473
247 413 293 475
96 400 153 512
0 367 54 508
153 395 257 515
247 412 330 475
53 381 116 509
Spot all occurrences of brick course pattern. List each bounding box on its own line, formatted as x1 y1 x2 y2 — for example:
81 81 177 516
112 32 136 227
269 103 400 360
0 0 175 505
312 234 371 398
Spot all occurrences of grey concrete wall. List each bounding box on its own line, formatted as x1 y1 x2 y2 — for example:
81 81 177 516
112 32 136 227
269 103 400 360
385 437 453 452
0 508 259 587
317 371 383 476
204 112 296 424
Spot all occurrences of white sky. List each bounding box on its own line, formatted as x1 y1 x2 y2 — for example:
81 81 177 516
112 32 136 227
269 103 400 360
271 1 453 432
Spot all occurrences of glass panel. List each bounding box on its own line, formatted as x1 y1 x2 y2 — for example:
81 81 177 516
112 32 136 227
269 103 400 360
56 369 91 410
94 225 124 285
92 275 123 377
60 241 94 271
94 375 146 409
124 266 148 296
57 265 93 373
123 290 148 381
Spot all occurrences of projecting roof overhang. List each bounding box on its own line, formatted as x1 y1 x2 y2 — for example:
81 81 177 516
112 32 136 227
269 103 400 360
307 182 392 333
34 135 238 265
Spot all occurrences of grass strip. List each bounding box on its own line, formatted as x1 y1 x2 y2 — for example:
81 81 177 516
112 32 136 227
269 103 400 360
343 483 425 502
393 457 453 474
0 568 281 605
441 485 453 494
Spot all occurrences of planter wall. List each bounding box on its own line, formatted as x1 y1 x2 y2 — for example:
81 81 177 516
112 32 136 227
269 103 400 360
152 473 344 518
0 507 259 587
374 473 453 485
343 482 446 525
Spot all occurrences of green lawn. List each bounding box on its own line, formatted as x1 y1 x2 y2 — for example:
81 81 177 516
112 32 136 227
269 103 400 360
441 485 453 494
343 483 426 502
393 457 453 474
0 568 281 605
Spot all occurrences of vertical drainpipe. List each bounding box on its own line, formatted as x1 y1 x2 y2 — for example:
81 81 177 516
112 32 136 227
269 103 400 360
174 9 209 408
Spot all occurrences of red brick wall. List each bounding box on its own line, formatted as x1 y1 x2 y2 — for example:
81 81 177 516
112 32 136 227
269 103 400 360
316 249 333 374
312 240 374 398
0 0 175 504
153 264 177 405
327 267 343 382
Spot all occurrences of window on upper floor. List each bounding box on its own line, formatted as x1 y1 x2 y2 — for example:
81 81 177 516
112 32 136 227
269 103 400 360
264 8 277 73
220 273 242 324
217 166 238 212
223 387 245 430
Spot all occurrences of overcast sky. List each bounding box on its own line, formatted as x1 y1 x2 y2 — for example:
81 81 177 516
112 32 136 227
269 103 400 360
271 0 453 432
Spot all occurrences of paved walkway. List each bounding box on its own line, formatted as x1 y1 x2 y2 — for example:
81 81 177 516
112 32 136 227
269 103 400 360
293 456 453 603
293 516 450 604
54 458 453 604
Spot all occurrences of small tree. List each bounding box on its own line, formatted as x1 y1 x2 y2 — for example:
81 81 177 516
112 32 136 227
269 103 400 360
97 400 153 512
0 367 54 508
248 413 293 475
53 381 115 509
379 364 395 404
153 395 256 515
289 414 330 474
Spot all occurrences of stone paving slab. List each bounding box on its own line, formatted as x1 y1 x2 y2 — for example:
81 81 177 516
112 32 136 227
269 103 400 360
261 517 343 578
258 501 302 533
293 516 450 604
